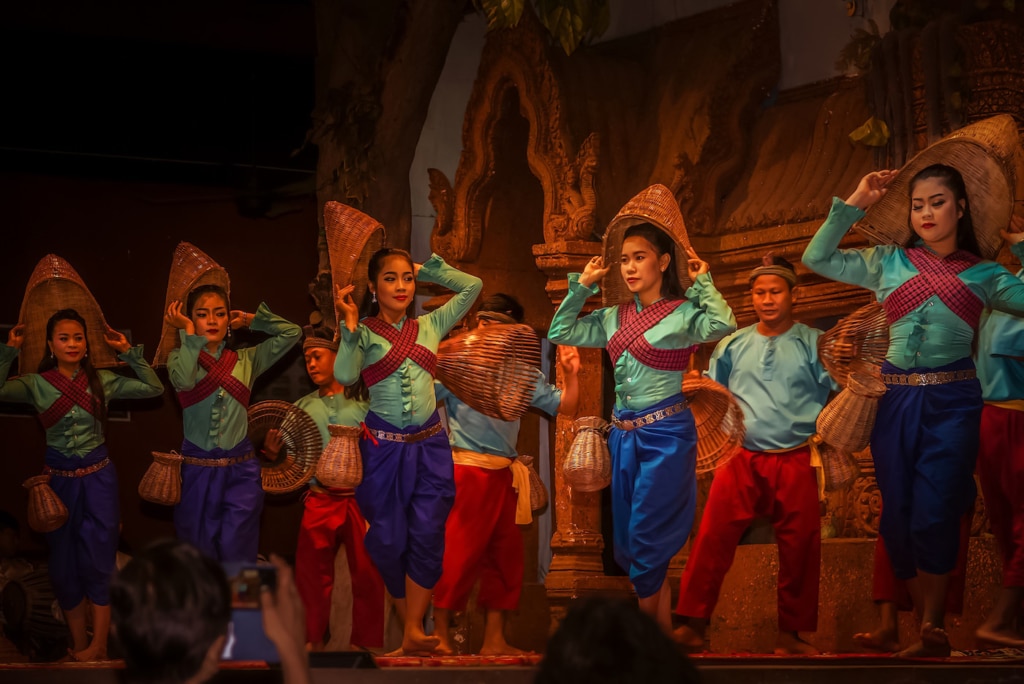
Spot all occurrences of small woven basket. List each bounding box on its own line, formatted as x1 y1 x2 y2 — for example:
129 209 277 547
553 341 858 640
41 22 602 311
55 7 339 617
436 324 542 421
138 451 184 505
248 401 322 493
818 302 889 387
316 424 364 489
682 375 746 475
816 373 887 453
22 475 67 533
564 417 612 492
17 255 119 373
323 201 386 304
518 455 548 511
818 440 860 492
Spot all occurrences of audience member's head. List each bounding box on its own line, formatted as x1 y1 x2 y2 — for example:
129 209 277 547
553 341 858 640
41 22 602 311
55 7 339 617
110 539 231 684
535 598 700 684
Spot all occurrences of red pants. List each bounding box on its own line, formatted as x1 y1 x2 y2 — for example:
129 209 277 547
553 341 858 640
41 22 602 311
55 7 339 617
977 404 1024 588
676 447 821 632
295 490 385 648
433 465 523 612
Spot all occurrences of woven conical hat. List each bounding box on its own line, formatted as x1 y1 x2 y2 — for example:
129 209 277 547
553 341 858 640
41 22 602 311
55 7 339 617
855 114 1019 260
17 255 119 372
323 202 386 305
603 184 693 305
153 242 231 367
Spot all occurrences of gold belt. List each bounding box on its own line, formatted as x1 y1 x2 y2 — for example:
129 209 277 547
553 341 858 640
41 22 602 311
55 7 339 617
880 369 976 386
611 400 688 432
182 452 255 467
308 483 355 497
366 421 445 444
46 457 111 478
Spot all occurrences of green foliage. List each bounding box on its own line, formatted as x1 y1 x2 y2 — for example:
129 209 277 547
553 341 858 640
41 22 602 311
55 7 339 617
475 0 610 55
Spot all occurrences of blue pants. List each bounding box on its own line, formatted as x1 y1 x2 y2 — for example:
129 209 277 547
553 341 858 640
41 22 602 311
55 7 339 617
608 394 697 598
174 438 263 563
871 359 981 578
355 411 454 598
45 446 119 610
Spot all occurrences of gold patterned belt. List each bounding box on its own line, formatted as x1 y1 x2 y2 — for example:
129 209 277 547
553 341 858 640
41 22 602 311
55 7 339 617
880 369 976 386
611 400 688 432
365 421 445 444
182 452 255 467
309 482 355 497
46 457 111 478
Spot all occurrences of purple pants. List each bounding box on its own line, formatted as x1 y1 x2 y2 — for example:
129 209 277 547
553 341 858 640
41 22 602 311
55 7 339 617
45 445 119 610
354 411 454 598
174 438 263 562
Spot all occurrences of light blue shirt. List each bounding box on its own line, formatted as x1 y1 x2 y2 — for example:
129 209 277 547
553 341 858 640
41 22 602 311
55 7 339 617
547 272 736 411
295 389 368 488
803 197 1024 370
977 257 1024 401
707 323 836 451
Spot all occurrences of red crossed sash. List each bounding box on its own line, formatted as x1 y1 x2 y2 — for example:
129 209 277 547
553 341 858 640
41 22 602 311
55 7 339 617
39 369 95 429
606 298 696 371
176 348 251 409
361 317 437 387
883 247 984 330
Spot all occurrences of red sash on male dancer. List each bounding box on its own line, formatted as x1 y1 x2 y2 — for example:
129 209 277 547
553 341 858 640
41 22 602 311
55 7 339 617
39 369 95 429
361 318 437 387
606 298 696 370
177 349 251 408
883 247 983 329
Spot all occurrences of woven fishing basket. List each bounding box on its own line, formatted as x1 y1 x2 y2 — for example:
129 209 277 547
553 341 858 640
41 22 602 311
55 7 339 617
818 302 889 387
138 451 183 505
248 400 322 493
316 424 364 489
436 323 541 421
682 375 746 475
16 255 119 373
603 184 693 306
517 455 548 511
854 114 1019 261
816 373 887 453
22 475 67 533
153 242 231 367
564 416 612 492
818 440 860 492
323 201 386 304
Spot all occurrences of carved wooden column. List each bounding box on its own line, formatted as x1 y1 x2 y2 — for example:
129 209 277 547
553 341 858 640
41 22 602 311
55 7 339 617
533 240 605 629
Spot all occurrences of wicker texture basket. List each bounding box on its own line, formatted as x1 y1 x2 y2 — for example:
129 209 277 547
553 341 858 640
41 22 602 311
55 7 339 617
682 375 746 475
16 255 119 373
138 452 184 505
816 373 887 453
518 455 548 511
818 302 889 387
603 184 693 305
818 440 860 492
854 114 1019 261
248 400 322 493
323 201 386 304
316 424 363 488
436 324 542 421
153 242 231 367
22 475 67 533
564 417 612 492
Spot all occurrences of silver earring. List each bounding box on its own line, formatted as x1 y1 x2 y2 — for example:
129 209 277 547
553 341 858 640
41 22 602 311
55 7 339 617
372 292 377 303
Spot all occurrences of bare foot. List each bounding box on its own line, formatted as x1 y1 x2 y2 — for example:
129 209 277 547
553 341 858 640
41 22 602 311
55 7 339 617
894 624 950 658
774 632 819 655
852 628 899 652
671 624 706 652
70 646 108 662
401 632 440 657
433 634 455 656
976 625 1024 650
480 641 528 656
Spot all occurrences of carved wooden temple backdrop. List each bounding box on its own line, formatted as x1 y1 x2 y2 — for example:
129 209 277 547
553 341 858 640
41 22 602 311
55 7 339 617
425 0 1024 644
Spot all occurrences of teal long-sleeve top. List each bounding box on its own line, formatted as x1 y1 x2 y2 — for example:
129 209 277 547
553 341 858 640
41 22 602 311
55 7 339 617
0 344 164 457
295 388 369 488
802 197 1024 370
168 302 301 451
707 323 837 451
547 272 736 411
977 254 1024 401
333 254 483 429
435 369 561 458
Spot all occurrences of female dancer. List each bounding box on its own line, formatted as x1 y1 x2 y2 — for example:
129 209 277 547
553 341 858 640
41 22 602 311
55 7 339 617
1 309 163 661
803 164 1024 656
165 285 300 562
548 221 736 633
334 249 481 655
